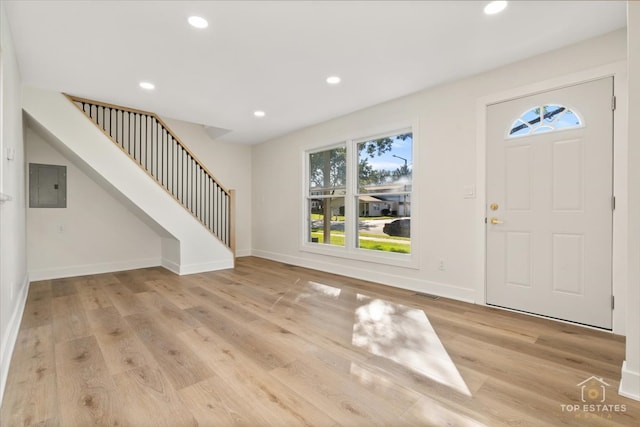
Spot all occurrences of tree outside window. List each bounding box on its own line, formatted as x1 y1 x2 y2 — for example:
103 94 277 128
308 146 346 246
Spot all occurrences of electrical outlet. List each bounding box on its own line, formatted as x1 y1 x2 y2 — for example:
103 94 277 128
57 224 65 233
438 258 446 271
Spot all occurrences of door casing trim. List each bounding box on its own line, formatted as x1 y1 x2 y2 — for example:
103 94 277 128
475 61 628 334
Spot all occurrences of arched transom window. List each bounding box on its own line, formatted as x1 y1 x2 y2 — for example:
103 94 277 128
508 104 582 137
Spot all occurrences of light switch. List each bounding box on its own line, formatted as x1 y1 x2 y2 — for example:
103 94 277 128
463 185 476 199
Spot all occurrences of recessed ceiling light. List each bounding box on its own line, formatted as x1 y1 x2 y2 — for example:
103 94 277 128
326 76 341 85
484 1 507 15
253 110 266 118
188 16 208 29
139 81 155 90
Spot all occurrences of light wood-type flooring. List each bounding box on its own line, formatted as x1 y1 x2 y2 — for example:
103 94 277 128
1 256 638 426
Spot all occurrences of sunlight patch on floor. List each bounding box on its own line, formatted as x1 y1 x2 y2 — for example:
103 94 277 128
295 281 342 303
352 295 471 396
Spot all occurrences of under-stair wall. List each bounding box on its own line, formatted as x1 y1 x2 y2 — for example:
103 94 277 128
25 122 166 280
22 86 234 275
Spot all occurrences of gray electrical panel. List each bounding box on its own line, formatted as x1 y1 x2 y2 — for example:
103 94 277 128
29 163 67 208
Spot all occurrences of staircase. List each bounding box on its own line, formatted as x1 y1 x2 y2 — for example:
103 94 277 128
22 87 235 274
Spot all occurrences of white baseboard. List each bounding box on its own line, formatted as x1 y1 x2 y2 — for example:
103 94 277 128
251 249 476 303
0 274 30 406
177 258 234 275
28 258 162 281
619 360 640 401
161 258 181 275
162 256 235 275
235 249 252 258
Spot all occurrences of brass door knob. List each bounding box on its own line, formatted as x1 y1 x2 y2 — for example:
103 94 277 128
490 217 504 224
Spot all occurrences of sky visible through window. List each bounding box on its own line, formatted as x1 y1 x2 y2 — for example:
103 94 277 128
509 104 582 137
360 134 413 174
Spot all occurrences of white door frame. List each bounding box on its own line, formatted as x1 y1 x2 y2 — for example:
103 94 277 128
475 61 628 334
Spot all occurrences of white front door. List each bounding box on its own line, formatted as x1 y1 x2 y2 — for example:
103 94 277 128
486 78 614 329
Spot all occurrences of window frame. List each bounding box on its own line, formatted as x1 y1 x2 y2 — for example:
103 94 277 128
507 104 584 139
301 125 418 269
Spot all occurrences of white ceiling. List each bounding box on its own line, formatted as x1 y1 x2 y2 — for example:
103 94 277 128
4 1 627 145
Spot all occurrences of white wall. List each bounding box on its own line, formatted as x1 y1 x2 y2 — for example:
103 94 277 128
0 0 27 406
620 1 640 401
252 31 627 311
161 117 253 257
25 125 164 280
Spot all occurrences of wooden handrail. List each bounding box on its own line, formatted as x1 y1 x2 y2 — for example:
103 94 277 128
64 94 231 195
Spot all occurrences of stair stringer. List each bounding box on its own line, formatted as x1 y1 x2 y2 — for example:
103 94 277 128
23 86 233 275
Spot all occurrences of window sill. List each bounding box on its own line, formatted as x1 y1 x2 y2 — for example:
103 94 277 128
300 242 419 270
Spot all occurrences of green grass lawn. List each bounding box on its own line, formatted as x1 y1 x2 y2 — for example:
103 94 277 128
310 231 410 253
358 231 410 241
310 213 345 221
310 214 411 253
359 240 410 253
310 214 398 222
310 232 345 246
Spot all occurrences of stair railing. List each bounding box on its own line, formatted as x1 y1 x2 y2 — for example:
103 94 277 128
66 94 235 254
